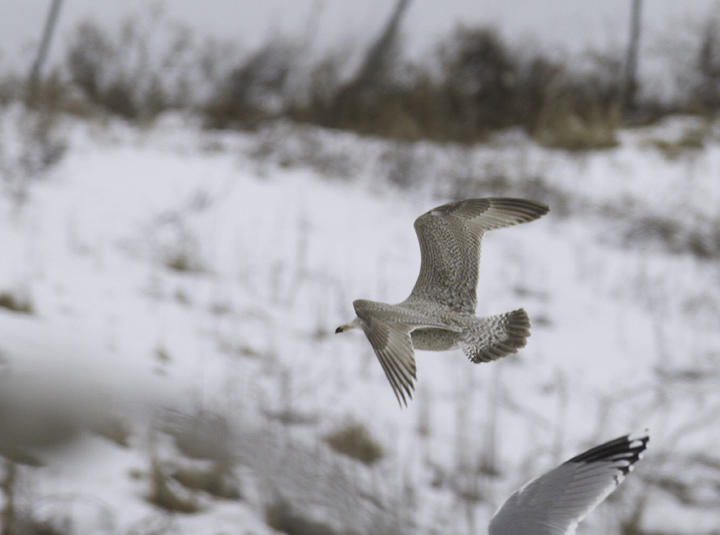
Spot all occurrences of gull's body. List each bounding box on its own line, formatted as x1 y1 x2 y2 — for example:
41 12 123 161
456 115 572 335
336 197 549 405
489 430 649 535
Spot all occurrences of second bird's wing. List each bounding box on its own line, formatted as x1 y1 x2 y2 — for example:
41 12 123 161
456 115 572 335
488 430 649 535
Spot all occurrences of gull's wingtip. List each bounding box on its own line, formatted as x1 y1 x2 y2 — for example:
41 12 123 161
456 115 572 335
628 428 650 441
628 428 650 453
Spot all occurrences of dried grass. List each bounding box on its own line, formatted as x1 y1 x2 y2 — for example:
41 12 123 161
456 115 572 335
0 292 33 314
323 422 383 465
265 497 346 535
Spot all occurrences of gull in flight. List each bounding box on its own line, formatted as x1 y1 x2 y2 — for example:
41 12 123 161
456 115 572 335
336 197 549 406
489 430 649 535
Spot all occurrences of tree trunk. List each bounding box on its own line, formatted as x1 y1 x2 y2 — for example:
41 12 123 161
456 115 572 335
623 0 642 115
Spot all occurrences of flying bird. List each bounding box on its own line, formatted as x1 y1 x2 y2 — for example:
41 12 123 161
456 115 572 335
488 430 649 535
336 197 549 406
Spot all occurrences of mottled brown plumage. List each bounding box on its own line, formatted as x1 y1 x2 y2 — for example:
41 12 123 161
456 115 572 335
336 197 549 406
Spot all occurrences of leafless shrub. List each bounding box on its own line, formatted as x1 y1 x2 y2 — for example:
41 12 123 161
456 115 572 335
532 52 622 150
10 10 681 145
282 25 624 147
308 67 426 141
688 17 720 114
305 33 598 147
0 73 25 106
533 98 620 150
203 40 299 129
288 2 422 140
64 12 206 120
288 54 346 126
23 71 77 115
323 421 383 465
11 7 720 145
0 107 66 207
66 21 137 118
654 6 720 121
436 27 520 139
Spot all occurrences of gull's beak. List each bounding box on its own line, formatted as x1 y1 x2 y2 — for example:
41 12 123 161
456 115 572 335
336 318 359 333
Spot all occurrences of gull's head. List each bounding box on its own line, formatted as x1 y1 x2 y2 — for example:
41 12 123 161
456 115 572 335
335 317 361 334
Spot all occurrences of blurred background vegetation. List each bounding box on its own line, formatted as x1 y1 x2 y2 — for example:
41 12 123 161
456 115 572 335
1 1 720 535
4 0 720 150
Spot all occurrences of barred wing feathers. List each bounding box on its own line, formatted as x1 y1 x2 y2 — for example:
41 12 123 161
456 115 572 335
407 198 549 314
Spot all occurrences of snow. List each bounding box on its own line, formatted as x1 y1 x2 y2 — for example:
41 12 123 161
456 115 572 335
0 106 719 534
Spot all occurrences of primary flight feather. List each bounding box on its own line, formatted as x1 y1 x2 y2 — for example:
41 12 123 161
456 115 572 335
489 430 649 535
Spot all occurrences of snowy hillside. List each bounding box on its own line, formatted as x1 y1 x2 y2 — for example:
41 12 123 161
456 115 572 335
0 106 719 534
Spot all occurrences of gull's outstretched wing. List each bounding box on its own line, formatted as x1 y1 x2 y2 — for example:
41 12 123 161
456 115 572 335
489 430 649 535
406 198 549 314
352 299 460 407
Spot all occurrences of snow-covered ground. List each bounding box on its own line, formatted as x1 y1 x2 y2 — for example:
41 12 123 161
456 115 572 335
0 106 719 534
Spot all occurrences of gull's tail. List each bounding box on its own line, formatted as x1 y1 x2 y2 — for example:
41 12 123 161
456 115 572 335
459 308 530 363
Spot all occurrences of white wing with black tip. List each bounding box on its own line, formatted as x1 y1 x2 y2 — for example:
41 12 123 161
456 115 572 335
488 430 649 535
